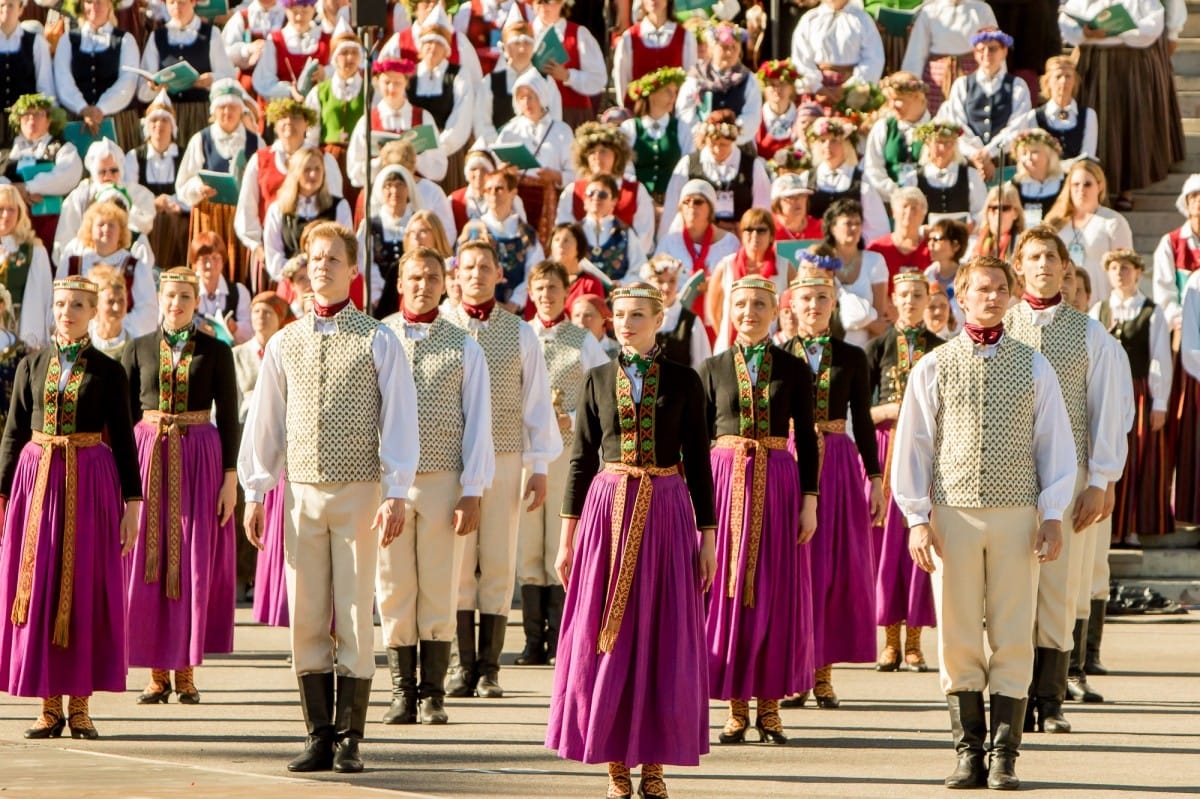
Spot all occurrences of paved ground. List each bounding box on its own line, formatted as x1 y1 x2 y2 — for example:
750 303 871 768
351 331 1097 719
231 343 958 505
1 610 1198 799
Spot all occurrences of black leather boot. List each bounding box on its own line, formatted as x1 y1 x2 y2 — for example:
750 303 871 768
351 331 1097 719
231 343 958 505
381 646 418 724
288 672 335 772
1035 647 1071 733
515 585 547 665
987 695 1026 790
1066 620 1103 703
476 613 507 698
545 585 565 665
333 675 372 774
418 640 451 724
944 691 987 789
1023 650 1038 733
1085 598 1108 675
446 611 477 698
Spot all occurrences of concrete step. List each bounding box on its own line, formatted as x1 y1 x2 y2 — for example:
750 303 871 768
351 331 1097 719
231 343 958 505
1134 234 1165 253
1125 209 1188 233
1131 193 1182 212
1173 39 1200 77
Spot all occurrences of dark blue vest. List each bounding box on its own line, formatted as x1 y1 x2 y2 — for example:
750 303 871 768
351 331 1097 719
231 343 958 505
964 73 1014 145
1035 104 1087 160
153 22 216 103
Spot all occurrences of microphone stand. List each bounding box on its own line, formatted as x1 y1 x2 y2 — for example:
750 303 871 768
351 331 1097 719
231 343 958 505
360 25 380 316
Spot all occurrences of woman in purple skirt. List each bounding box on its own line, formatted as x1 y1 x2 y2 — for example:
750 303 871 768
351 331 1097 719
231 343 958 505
0 277 143 739
547 284 717 799
782 255 886 709
864 272 942 673
123 268 240 705
699 276 820 746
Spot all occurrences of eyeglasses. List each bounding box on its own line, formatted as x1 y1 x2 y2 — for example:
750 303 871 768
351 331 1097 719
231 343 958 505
585 188 612 200
742 227 771 235
987 204 1014 212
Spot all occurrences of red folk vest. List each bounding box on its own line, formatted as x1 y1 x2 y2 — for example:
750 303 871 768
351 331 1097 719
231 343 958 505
256 148 286 225
271 30 331 84
629 24 685 83
755 119 793 160
466 0 502 76
554 22 591 110
370 105 424 132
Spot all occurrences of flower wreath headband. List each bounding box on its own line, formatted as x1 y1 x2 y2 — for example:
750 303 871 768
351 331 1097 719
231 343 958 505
1010 128 1063 157
705 120 741 140
805 117 856 141
705 22 748 46
798 251 842 271
756 59 799 86
913 121 963 143
627 66 687 102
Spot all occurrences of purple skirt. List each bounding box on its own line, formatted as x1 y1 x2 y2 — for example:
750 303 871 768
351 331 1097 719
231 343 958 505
811 432 876 666
546 470 709 767
873 424 936 628
706 446 813 700
252 478 289 627
126 421 235 669
0 442 127 697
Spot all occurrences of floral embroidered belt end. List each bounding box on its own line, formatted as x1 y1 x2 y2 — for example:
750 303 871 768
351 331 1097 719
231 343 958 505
142 410 212 600
715 435 790 608
597 462 679 654
815 419 848 477
11 431 103 649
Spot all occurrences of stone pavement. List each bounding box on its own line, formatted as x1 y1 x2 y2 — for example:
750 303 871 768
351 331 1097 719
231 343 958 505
1 610 1198 799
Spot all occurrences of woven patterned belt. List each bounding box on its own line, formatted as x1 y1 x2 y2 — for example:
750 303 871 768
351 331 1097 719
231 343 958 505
11 431 103 648
142 410 212 599
815 419 848 477
596 462 679 654
714 435 790 608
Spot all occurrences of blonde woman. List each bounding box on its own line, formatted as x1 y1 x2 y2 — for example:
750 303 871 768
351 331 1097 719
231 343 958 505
807 116 890 245
262 146 353 284
970 183 1025 262
0 184 53 349
86 264 134 361
1010 128 1066 227
1043 159 1133 302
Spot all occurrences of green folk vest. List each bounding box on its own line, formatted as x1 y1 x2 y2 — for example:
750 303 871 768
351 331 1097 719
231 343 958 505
541 323 588 452
1005 303 1090 467
387 315 467 474
932 334 1041 507
279 308 383 483
317 79 366 145
883 117 922 182
0 243 33 313
447 304 524 454
633 116 681 197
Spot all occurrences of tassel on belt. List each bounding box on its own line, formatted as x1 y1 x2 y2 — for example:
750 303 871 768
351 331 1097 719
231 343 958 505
142 410 212 599
815 419 848 477
714 435 790 608
10 431 103 648
596 462 679 654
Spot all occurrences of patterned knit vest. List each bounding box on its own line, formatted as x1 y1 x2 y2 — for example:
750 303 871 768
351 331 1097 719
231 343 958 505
932 334 1040 507
447 304 524 453
279 308 383 483
1005 303 1090 467
540 323 588 451
387 315 467 473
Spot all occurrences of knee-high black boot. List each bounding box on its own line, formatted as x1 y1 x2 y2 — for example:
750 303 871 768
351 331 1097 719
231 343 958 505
515 585 547 665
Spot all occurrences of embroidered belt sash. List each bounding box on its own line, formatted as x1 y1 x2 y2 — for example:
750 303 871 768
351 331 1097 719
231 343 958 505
11 431 103 648
815 419 848 477
141 410 211 599
596 461 679 654
714 435 789 608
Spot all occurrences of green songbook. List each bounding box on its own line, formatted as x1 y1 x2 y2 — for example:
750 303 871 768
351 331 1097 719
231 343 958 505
490 143 541 171
15 162 62 215
402 124 439 155
675 0 716 11
63 119 117 156
195 0 229 18
122 61 200 93
875 6 916 37
198 170 240 206
1068 5 1137 36
533 26 569 75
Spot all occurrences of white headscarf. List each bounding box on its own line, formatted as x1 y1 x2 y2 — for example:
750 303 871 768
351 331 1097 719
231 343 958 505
511 70 552 118
1176 173 1200 217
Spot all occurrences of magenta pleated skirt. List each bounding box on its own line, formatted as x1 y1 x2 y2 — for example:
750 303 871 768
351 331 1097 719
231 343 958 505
126 421 235 669
252 477 290 627
0 442 128 697
546 470 709 767
873 424 937 628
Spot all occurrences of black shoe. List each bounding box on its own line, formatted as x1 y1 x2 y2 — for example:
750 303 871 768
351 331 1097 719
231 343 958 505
988 753 1020 790
382 646 418 724
420 695 448 724
332 737 363 774
24 715 66 739
1066 674 1104 703
987 695 1026 791
475 614 507 698
945 691 987 789
137 685 171 704
446 611 477 698
418 640 451 724
779 692 809 708
287 734 334 772
515 585 547 665
755 720 788 745
545 585 565 666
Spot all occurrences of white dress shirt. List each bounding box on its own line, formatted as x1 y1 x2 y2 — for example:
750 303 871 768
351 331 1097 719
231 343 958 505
1055 208 1134 303
197 275 253 345
789 2 885 94
1021 100 1099 161
611 19 698 104
891 336 1079 525
222 1 288 68
1010 300 1130 489
657 301 713 369
262 197 353 282
493 114 576 186
0 136 83 197
1059 0 1164 49
345 102 449 188
54 245 158 337
0 23 56 100
473 64 564 142
661 148 772 229
137 15 237 103
937 66 1033 160
238 315 421 502
530 17 607 100
0 236 53 349
1152 222 1199 328
556 180 657 255
1091 292 1173 411
900 0 998 73
233 144 344 249
837 250 889 349
387 314 496 495
53 23 140 115
862 112 930 201
1180 270 1200 380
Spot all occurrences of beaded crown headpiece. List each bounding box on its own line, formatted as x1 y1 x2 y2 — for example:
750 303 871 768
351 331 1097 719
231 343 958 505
53 277 99 294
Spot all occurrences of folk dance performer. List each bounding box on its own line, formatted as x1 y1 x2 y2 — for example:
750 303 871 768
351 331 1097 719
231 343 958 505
892 255 1077 790
514 260 609 667
865 272 943 673
546 283 716 799
0 277 142 740
239 222 420 774
701 276 820 746
443 240 560 698
1005 227 1126 734
377 247 495 725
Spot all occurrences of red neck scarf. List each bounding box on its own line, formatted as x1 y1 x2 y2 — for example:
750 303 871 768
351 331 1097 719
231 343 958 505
732 246 778 281
539 311 567 328
313 297 351 318
1023 292 1062 311
461 298 496 321
682 224 714 274
963 323 1004 346
401 301 439 324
